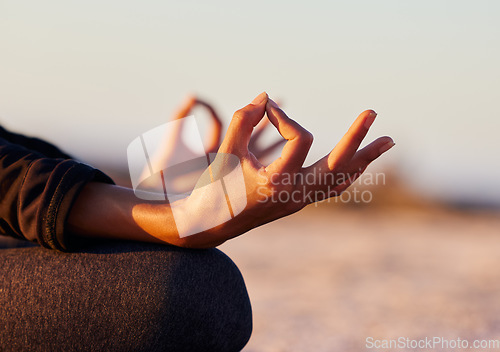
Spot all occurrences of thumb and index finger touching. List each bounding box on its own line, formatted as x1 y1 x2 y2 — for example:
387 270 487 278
220 92 313 171
220 92 394 182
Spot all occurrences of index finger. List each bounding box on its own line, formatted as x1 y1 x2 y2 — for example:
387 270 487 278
265 99 313 174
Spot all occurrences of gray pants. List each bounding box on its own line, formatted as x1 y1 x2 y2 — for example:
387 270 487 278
0 240 252 352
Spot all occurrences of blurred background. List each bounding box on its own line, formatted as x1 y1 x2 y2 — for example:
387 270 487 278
1 1 499 351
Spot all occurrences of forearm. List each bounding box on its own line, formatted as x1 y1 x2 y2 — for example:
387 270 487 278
67 183 175 245
66 183 231 248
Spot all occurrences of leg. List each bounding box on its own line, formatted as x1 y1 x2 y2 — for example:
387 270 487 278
0 241 252 352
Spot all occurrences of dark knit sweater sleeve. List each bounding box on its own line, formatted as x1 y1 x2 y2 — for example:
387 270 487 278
0 130 114 251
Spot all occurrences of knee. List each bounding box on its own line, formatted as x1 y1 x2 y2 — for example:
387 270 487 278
82 242 253 351
147 246 253 352
0 242 252 352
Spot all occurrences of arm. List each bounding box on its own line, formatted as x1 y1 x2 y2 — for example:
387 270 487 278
68 92 394 249
67 183 184 246
0 136 113 251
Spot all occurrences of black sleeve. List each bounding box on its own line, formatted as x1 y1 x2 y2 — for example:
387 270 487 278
0 131 114 251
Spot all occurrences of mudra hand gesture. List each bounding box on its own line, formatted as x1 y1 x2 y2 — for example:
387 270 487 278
68 92 394 248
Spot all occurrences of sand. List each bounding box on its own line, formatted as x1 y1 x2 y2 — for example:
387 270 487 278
219 207 500 352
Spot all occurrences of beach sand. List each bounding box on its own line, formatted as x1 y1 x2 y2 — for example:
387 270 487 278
220 206 500 352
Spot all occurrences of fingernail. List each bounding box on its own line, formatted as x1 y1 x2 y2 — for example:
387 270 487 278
251 92 267 105
379 140 395 154
267 98 280 109
364 111 377 129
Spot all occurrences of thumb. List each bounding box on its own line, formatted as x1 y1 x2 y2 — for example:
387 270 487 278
219 92 268 156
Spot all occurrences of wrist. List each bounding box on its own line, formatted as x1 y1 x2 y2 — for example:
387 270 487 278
159 194 236 249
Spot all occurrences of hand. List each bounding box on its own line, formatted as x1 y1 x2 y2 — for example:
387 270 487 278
139 95 222 192
140 94 284 194
68 92 394 249
172 92 394 247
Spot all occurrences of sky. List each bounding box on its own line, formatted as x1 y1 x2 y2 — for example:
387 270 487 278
1 0 499 205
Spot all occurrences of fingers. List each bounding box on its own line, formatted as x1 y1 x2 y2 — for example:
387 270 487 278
194 98 223 153
249 116 270 151
303 109 378 175
347 137 395 175
159 95 198 150
172 95 197 121
265 99 313 174
219 92 268 156
324 137 395 196
300 110 394 200
327 110 377 170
